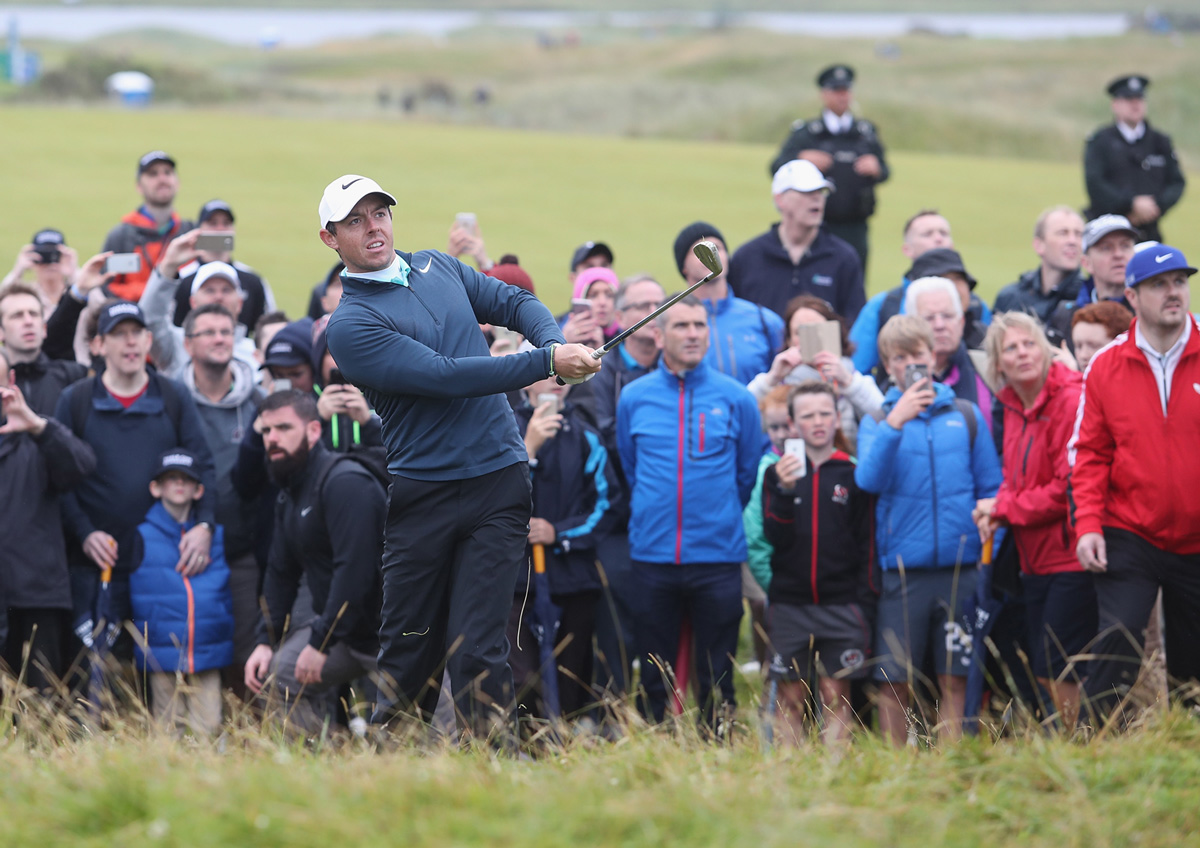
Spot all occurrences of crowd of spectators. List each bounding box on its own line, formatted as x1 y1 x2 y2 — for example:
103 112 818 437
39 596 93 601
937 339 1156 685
1 65 1196 746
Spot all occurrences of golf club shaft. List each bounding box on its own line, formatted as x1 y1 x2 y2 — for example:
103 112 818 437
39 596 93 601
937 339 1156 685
590 268 719 360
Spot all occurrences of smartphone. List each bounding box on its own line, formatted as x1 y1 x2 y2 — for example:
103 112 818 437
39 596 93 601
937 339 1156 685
783 438 808 478
327 368 347 386
272 379 293 392
571 298 593 317
104 253 141 275
537 392 561 413
904 363 931 388
195 232 235 253
455 212 477 233
492 326 522 349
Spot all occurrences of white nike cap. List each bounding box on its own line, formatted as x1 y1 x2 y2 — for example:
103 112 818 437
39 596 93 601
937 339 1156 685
318 175 398 229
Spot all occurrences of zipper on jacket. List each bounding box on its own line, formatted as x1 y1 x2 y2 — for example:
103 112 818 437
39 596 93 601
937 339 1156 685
810 465 821 604
676 378 686 564
698 413 706 453
926 420 939 566
180 528 196 674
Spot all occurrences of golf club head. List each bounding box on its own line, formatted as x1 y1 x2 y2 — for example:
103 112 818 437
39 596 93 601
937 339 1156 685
692 240 723 276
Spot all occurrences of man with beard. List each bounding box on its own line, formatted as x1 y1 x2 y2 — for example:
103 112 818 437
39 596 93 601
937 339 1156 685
243 390 386 733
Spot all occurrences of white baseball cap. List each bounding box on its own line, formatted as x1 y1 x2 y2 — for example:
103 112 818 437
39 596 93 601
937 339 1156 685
191 261 243 296
318 175 398 229
771 160 835 196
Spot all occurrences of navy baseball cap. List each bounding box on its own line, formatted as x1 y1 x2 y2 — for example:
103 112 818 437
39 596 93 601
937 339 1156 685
138 150 176 175
1124 243 1197 287
197 199 234 225
261 319 315 370
569 241 613 273
97 300 148 336
154 448 203 483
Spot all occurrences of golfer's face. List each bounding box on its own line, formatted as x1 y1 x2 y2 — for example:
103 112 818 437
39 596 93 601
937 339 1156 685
332 195 395 274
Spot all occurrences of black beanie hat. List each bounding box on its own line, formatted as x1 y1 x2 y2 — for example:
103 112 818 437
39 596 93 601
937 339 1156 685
673 221 726 277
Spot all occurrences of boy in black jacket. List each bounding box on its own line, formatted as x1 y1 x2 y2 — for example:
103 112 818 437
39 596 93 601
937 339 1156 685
761 381 875 745
509 375 622 720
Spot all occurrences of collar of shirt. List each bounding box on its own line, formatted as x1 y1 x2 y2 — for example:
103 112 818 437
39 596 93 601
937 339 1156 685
1117 121 1146 144
1135 316 1190 415
823 109 854 135
343 254 410 286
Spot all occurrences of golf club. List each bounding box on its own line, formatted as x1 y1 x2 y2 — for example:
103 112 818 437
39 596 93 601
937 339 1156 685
557 239 722 385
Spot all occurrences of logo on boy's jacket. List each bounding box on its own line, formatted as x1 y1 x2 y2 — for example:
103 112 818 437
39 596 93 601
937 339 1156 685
832 484 849 505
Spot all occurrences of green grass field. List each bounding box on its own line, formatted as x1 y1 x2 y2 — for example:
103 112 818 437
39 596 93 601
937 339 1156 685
3 107 1198 318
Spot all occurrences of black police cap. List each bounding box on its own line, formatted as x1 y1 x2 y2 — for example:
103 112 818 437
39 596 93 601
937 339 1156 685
1107 75 1150 99
817 65 855 90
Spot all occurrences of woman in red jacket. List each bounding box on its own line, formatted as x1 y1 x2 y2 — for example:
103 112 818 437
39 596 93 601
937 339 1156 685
973 312 1096 730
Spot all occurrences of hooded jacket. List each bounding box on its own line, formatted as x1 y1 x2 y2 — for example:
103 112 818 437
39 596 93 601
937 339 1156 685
0 419 96 610
130 502 233 674
762 451 877 610
326 250 565 481
700 289 785 387
514 399 623 597
101 208 193 302
855 382 1002 571
180 357 263 558
139 268 258 379
12 352 87 417
617 358 762 564
1069 316 1200 554
992 362 1083 576
993 267 1086 326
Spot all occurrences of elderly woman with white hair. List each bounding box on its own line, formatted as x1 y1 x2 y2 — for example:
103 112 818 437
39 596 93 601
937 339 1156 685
905 275 994 431
972 311 1096 730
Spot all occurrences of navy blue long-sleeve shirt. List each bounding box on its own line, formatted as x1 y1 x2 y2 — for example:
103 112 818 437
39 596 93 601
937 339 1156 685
326 250 566 481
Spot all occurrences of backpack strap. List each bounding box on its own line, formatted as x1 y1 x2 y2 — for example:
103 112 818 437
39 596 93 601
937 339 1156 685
952 398 977 450
69 376 97 436
153 372 184 434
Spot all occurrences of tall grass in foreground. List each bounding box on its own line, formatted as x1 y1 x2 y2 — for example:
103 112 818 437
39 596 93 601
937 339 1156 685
2 664 1199 848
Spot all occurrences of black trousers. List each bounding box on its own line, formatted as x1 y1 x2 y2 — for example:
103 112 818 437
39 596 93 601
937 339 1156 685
373 462 531 734
1083 527 1200 724
2 607 70 694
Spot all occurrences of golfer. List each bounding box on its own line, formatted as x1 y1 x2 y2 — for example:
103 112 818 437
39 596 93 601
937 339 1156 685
321 175 600 738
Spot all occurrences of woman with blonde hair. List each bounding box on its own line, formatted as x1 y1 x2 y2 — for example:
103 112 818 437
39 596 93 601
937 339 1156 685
973 312 1097 729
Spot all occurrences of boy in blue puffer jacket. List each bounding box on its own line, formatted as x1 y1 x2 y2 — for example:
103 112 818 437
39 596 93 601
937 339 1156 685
131 449 233 737
855 315 1001 747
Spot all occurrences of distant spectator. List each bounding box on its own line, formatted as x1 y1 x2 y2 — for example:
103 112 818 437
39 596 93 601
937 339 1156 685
484 255 536 295
568 240 614 286
1 229 79 314
252 310 290 379
561 266 620 349
1072 245 1200 725
171 200 277 335
848 208 954 375
1071 301 1133 373
0 351 96 694
244 391 386 734
130 449 232 737
729 161 864 324
673 221 784 387
974 312 1093 730
306 262 346 321
1048 215 1137 345
100 151 194 302
748 294 882 453
55 301 217 678
0 281 86 416
855 315 1002 746
762 381 876 745
509 374 621 719
617 296 761 731
993 206 1086 325
906 276 994 430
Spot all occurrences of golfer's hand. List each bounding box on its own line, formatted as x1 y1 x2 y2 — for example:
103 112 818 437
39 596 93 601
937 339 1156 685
245 644 274 694
177 524 212 576
1076 532 1108 573
294 645 327 685
774 453 804 492
554 343 601 383
528 518 556 546
83 531 118 570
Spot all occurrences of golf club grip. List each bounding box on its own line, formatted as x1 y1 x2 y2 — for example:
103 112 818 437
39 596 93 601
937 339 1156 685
532 543 546 575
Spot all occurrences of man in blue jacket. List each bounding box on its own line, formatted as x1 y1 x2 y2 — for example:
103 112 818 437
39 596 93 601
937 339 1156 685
854 314 1001 746
320 175 599 739
617 295 762 731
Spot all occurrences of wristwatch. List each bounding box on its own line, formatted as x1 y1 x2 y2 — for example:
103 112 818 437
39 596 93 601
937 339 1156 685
196 522 214 533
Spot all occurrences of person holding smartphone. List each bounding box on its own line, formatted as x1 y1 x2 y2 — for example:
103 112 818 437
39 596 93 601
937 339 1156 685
855 314 1001 747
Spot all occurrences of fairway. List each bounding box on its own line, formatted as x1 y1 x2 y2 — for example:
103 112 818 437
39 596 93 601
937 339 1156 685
4 107 1198 318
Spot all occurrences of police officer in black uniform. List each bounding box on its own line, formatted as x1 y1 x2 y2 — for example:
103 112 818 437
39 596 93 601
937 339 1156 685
768 64 888 272
1084 74 1185 243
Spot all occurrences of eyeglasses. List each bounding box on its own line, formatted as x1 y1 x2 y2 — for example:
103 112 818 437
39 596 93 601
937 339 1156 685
621 301 663 313
186 328 235 339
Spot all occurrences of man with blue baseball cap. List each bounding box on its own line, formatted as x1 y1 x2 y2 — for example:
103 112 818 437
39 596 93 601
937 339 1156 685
1069 242 1200 725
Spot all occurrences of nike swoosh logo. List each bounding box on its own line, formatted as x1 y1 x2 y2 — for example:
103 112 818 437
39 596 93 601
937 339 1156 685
341 178 363 190
300 506 313 517
1156 254 1172 263
416 257 432 273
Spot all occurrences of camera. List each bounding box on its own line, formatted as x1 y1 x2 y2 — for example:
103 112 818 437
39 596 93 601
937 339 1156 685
33 244 61 265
